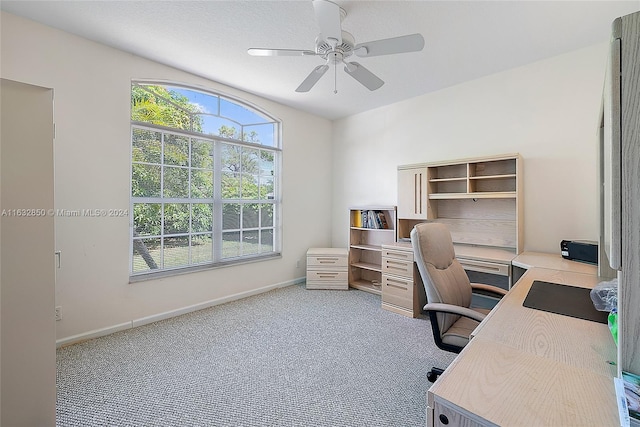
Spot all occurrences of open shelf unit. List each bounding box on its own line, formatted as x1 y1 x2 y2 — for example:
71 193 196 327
397 154 523 253
348 206 397 295
427 156 518 196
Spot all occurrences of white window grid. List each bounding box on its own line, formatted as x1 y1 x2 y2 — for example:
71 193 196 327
130 124 280 276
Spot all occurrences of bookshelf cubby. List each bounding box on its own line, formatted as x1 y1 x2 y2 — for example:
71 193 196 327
348 207 397 295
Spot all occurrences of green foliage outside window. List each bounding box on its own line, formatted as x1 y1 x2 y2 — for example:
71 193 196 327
131 83 277 274
131 85 202 132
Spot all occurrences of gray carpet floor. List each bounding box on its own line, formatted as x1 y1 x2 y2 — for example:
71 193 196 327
56 284 456 427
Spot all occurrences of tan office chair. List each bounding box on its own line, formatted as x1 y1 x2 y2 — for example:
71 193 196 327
410 222 507 382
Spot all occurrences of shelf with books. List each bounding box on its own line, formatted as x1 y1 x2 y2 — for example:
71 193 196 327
350 208 392 230
348 206 397 295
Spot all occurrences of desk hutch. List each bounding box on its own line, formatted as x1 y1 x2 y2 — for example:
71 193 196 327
382 153 522 317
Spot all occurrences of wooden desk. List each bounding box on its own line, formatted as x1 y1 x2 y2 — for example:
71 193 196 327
427 267 618 426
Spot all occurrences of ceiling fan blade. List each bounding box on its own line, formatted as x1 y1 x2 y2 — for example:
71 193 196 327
296 65 330 92
355 33 425 57
344 62 384 91
312 0 342 46
248 48 316 57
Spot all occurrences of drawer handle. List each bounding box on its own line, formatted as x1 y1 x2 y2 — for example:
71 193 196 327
385 252 411 260
464 263 500 272
386 260 410 273
460 262 506 276
387 260 409 268
317 273 338 278
386 279 408 290
317 257 339 264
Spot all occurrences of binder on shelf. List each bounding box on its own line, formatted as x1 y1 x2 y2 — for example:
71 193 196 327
353 210 363 228
377 211 388 229
368 210 378 229
374 211 382 228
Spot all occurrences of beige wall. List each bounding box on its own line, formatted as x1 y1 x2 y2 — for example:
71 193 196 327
331 44 607 254
1 11 334 343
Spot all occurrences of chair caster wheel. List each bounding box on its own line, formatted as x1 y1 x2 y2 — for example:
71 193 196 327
427 367 444 382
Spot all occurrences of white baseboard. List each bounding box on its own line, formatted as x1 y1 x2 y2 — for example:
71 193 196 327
56 322 132 348
131 278 301 328
56 277 305 348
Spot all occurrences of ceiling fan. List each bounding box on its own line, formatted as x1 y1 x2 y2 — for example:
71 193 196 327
247 0 425 93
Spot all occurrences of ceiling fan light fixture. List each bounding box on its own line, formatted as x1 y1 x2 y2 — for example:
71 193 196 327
327 51 344 64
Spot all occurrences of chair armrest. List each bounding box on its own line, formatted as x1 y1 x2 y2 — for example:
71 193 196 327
470 283 508 298
423 303 486 323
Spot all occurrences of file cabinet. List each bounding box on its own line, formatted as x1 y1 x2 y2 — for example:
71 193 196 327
306 248 348 290
381 243 425 317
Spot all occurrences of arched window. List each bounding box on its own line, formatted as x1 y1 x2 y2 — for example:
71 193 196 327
130 82 281 278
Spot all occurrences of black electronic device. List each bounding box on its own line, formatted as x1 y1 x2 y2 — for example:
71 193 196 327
560 240 598 264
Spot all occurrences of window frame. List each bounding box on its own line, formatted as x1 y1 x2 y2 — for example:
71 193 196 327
129 81 282 281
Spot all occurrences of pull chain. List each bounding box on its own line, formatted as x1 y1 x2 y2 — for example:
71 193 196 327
334 61 338 94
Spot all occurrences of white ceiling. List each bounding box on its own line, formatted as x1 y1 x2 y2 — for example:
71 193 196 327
2 1 639 120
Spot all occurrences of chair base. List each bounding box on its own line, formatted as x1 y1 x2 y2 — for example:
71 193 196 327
427 367 444 382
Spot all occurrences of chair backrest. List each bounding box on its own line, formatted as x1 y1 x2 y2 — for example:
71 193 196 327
410 222 473 335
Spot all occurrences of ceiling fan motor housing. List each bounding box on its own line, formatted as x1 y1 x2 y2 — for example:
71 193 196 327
316 31 355 63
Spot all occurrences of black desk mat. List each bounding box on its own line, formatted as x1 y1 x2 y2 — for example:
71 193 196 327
522 280 608 324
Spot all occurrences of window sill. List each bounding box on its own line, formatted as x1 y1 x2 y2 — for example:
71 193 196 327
129 253 282 283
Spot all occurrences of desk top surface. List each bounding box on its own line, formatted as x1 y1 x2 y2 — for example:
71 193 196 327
429 267 618 426
513 251 598 275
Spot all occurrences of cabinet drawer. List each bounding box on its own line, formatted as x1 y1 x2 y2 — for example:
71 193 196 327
306 270 348 282
381 248 414 262
458 258 509 277
382 257 413 277
307 255 348 268
382 274 414 308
